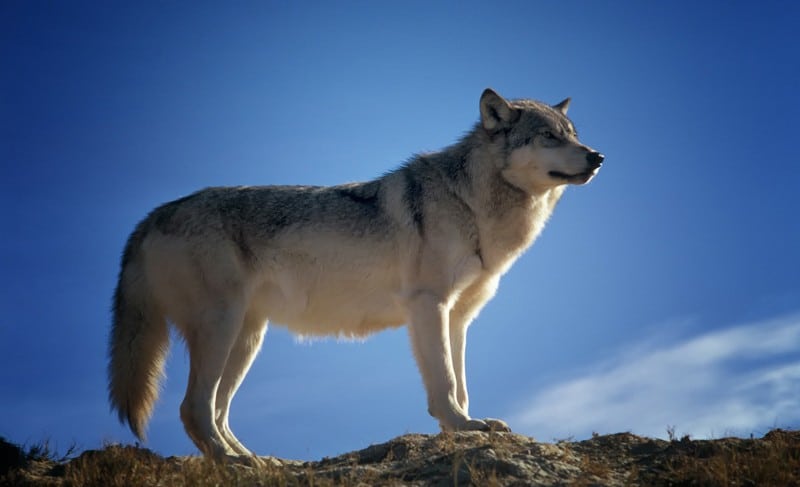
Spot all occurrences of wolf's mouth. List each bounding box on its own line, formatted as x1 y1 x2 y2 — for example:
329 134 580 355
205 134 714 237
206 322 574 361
549 170 580 180
548 169 597 184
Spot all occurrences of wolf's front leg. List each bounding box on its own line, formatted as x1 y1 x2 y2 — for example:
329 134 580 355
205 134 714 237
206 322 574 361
448 320 469 414
445 315 512 433
406 291 485 431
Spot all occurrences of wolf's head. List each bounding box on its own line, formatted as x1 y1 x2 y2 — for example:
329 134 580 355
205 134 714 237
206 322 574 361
479 88 603 193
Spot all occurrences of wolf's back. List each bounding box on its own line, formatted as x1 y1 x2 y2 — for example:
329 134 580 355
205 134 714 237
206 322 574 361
108 215 170 441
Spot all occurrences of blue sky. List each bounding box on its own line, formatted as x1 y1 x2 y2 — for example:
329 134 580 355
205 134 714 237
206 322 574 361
1 1 799 460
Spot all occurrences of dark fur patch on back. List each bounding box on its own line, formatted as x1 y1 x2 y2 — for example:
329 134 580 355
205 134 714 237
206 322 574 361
403 168 425 236
216 193 257 263
334 181 381 211
224 221 255 263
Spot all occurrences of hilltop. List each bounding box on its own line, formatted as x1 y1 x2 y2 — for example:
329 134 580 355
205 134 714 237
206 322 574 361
2 429 798 486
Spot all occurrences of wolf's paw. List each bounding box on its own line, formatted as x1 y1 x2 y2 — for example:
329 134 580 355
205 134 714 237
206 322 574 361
252 456 284 468
222 453 274 469
458 418 511 432
461 419 492 431
482 418 511 432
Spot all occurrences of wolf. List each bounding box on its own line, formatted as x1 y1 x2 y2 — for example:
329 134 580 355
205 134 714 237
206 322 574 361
108 88 604 462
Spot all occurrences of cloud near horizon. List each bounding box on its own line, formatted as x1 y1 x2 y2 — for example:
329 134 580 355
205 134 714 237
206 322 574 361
509 313 800 441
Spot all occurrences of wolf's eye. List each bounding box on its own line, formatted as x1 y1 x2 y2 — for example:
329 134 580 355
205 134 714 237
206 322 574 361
541 130 556 140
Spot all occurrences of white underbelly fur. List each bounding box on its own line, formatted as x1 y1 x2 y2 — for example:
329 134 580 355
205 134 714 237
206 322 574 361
254 250 408 337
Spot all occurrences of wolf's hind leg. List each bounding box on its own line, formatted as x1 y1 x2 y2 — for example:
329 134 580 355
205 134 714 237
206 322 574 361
179 306 245 460
214 312 268 457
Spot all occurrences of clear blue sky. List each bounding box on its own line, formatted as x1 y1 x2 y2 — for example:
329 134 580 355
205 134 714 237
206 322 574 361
2 1 799 460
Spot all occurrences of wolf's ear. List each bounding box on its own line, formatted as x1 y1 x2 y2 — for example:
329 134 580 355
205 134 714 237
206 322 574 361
480 88 519 134
553 98 571 115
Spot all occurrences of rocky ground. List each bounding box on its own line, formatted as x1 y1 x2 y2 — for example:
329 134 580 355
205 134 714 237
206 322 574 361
2 429 798 486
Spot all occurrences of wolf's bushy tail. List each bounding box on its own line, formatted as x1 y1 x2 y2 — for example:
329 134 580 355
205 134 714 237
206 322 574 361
108 223 169 441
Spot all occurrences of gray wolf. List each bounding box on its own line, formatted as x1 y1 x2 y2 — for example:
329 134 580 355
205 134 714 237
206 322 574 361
108 88 604 462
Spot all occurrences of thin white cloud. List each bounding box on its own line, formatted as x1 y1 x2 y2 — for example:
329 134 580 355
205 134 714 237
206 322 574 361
509 313 800 440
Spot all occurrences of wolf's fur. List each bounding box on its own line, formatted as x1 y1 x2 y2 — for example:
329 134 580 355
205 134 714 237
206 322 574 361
108 89 603 462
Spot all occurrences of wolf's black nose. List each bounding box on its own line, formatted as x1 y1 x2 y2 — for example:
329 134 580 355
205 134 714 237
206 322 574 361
586 151 604 167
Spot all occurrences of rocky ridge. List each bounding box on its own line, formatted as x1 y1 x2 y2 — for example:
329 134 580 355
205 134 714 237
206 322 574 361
2 429 798 486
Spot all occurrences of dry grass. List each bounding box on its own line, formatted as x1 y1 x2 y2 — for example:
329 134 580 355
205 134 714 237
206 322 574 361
2 429 799 486
655 429 800 487
0 440 295 487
